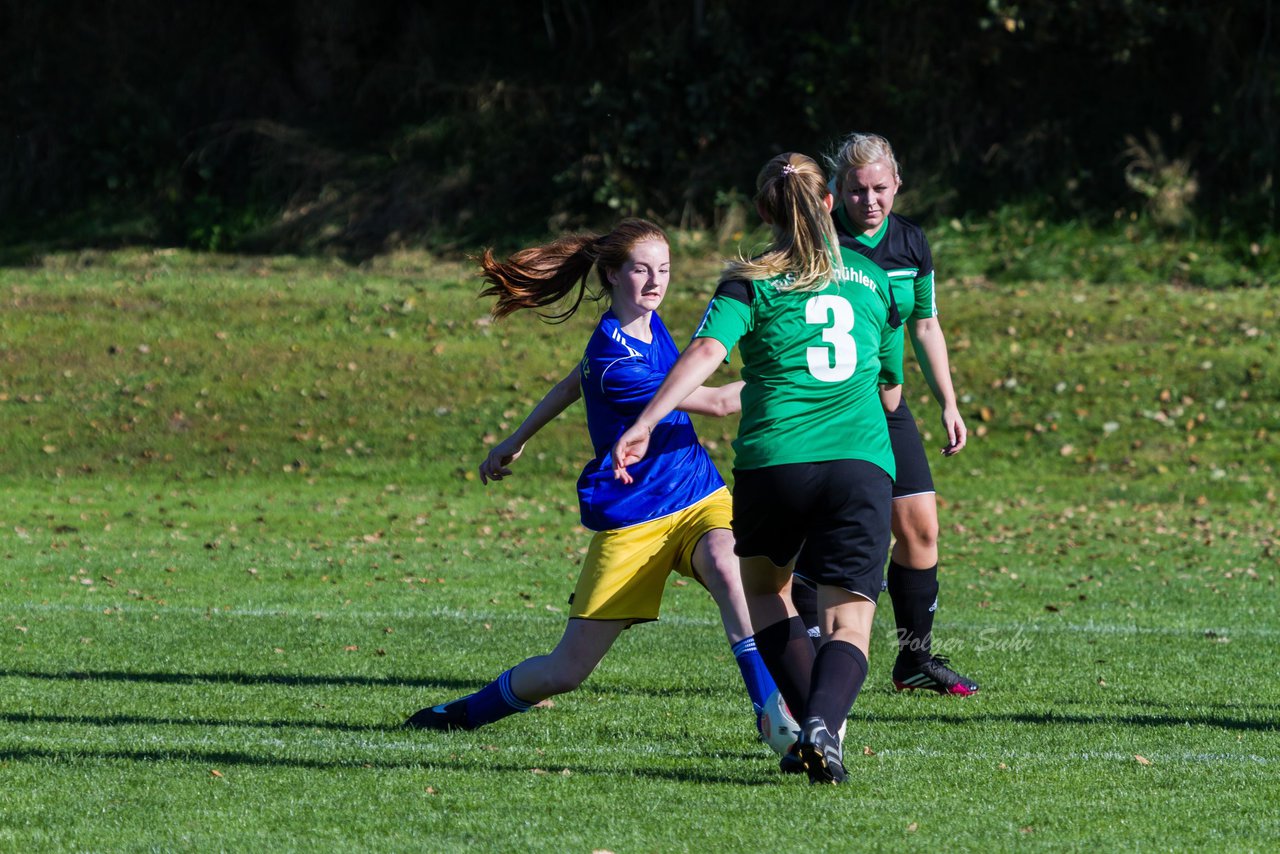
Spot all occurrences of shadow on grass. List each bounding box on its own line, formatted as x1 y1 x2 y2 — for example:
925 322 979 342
0 711 382 732
0 745 781 786
0 668 726 698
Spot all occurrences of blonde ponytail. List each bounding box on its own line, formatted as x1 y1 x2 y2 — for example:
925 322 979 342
720 153 840 292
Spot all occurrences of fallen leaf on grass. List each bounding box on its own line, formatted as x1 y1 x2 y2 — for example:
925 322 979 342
210 769 224 778
1135 754 1152 765
530 765 571 777
863 746 875 756
906 823 918 833
425 786 438 795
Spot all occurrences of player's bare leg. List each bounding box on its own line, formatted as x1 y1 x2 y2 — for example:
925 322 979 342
889 493 978 695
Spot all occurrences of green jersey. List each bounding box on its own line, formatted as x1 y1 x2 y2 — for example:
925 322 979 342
693 248 902 475
834 206 937 378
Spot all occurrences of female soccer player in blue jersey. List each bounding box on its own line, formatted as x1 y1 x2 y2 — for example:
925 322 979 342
613 154 903 784
403 218 777 733
798 132 978 696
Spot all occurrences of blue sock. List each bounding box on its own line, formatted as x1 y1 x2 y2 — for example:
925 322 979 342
731 637 778 715
464 669 534 727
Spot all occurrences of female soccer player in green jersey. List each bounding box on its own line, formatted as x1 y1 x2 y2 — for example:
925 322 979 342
613 153 903 784
815 132 978 696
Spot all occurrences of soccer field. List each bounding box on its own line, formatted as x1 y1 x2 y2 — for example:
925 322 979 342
1 251 1276 850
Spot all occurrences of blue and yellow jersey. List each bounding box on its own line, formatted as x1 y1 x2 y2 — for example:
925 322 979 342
576 310 725 531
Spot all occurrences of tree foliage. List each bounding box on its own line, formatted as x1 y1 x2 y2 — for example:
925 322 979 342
2 0 1276 255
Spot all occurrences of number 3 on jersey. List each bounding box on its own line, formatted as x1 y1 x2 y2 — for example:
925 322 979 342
805 294 856 382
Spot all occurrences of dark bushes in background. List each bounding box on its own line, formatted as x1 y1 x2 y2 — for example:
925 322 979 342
1 0 1275 256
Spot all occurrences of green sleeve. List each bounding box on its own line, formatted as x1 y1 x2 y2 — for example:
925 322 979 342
911 271 937 320
878 323 905 386
692 293 751 355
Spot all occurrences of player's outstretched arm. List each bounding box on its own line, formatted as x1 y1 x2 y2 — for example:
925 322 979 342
478 369 582 484
909 316 967 456
677 380 744 418
612 337 728 483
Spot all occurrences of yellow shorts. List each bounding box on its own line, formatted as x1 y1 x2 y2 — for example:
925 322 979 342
569 488 733 622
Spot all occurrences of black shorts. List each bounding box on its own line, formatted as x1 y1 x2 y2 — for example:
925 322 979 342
887 399 935 499
732 459 892 602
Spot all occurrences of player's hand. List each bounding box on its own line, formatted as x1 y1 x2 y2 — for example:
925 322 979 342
611 424 652 485
478 437 524 484
940 406 967 456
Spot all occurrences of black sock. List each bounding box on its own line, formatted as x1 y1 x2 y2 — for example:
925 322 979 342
789 580 821 649
806 641 868 733
753 616 814 722
887 561 939 666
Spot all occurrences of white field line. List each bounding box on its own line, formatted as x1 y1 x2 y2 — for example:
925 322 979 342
4 601 1278 639
866 745 1276 766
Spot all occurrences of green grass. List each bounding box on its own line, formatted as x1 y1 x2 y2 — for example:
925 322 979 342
1 248 1277 851
930 206 1280 288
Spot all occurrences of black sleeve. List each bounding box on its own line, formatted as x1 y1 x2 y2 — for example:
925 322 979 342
713 278 753 305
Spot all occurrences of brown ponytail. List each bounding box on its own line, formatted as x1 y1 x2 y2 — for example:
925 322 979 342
479 218 669 322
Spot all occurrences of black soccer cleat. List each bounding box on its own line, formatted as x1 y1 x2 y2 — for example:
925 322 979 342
778 740 805 775
403 698 474 730
797 717 846 785
892 655 980 696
